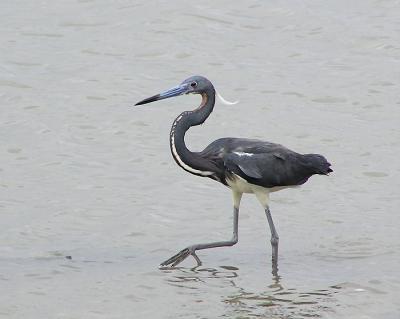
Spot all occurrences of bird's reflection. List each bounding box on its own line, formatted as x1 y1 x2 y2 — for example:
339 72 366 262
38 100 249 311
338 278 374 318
163 265 338 318
163 265 239 289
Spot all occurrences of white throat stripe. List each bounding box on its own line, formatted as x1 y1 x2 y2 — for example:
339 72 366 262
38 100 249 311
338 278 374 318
171 135 214 176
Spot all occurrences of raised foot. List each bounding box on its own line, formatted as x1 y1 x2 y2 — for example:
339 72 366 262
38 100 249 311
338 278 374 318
159 247 202 268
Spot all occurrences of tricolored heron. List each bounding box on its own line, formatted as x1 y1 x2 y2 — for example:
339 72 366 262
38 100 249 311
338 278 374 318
135 76 332 273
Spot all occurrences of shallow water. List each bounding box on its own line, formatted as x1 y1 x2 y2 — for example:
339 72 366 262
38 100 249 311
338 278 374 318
1 0 399 318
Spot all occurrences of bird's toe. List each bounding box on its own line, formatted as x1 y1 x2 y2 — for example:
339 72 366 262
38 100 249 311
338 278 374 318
160 247 191 268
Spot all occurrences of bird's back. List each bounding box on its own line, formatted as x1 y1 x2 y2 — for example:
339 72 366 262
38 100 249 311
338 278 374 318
199 138 332 188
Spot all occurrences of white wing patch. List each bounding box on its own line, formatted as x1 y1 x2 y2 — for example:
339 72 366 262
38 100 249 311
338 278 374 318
234 151 254 157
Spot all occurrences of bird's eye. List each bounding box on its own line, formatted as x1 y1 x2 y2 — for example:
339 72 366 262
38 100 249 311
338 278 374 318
190 81 197 88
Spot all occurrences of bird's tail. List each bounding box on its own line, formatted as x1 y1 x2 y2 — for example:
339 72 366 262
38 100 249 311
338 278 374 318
304 154 333 175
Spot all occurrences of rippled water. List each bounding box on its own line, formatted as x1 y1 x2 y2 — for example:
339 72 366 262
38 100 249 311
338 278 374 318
1 1 399 318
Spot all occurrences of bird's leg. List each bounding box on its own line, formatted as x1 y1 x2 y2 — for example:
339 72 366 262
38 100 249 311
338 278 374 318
159 207 239 267
160 192 242 268
254 192 279 275
265 206 279 274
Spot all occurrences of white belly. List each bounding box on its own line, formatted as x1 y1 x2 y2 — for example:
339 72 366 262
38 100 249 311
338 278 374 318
226 174 296 194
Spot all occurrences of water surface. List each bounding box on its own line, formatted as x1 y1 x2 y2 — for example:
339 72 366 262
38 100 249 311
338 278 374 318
1 0 399 318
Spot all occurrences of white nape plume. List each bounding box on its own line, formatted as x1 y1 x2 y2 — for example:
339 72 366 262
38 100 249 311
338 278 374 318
216 90 239 105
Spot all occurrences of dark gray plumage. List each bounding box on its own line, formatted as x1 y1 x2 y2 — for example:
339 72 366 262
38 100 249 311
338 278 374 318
135 75 332 275
199 137 332 188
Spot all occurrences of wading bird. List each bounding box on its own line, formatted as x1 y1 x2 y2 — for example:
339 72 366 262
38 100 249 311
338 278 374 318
135 76 332 273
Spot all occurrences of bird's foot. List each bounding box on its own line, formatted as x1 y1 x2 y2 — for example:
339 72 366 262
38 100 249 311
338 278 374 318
268 237 279 276
159 246 202 268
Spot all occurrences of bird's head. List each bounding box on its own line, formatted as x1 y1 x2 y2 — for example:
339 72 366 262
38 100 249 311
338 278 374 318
135 75 212 106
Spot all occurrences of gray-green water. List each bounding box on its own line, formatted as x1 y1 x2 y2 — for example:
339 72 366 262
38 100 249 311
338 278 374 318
1 1 399 318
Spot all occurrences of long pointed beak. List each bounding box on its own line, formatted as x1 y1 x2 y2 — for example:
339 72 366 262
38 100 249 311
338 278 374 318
135 83 189 106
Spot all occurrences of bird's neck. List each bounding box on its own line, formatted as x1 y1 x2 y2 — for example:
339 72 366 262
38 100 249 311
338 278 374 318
169 88 216 177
